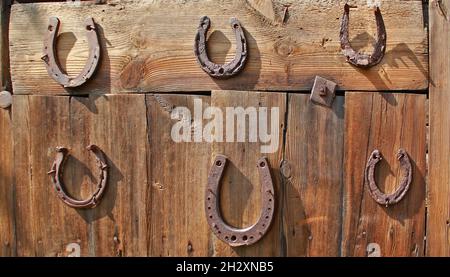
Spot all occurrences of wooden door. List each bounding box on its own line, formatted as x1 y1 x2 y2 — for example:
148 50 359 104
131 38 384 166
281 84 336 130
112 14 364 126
0 0 440 257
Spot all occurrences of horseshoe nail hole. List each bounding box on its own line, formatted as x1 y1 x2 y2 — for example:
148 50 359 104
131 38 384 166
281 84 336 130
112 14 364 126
225 236 229 240
218 68 224 74
265 216 269 219
233 23 240 29
215 160 222 167
48 25 53 32
269 198 272 202
242 235 248 241
86 25 94 31
262 224 265 227
209 215 213 219
207 206 211 210
218 231 221 234
268 207 271 211
259 161 266 167
230 235 237 242
250 236 254 240
207 197 211 201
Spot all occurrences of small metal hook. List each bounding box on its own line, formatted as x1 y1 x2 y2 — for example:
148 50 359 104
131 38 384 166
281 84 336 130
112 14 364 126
48 145 108 209
42 17 100 87
194 16 248 78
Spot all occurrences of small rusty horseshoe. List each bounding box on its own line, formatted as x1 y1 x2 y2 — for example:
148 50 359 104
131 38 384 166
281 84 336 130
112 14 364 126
194 16 248 78
48 145 108 209
206 155 274 247
365 149 412 207
340 4 387 68
42 17 100 87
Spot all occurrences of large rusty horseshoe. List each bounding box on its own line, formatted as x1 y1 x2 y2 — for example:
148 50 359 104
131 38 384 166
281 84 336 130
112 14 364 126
340 4 387 68
42 17 100 87
206 155 274 247
48 145 108 209
365 149 412 207
194 16 248 78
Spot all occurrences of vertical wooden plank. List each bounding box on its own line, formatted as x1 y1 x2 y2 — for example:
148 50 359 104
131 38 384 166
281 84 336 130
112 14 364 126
0 0 14 257
88 94 149 256
13 95 91 256
428 0 450 257
283 95 344 256
146 94 211 256
343 92 426 257
0 107 14 256
210 90 285 257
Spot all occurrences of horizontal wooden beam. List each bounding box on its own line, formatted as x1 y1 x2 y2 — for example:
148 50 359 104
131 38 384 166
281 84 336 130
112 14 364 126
9 0 428 95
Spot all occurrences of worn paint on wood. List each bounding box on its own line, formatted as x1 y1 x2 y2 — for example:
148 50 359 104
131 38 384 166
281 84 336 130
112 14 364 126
283 94 344 256
210 90 285 256
342 92 426 257
146 94 211 256
9 0 427 95
427 0 450 257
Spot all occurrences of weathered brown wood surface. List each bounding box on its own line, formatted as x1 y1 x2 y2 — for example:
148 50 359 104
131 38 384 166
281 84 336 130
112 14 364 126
342 92 426 257
12 95 149 256
9 0 427 95
0 0 15 257
210 90 285 256
427 0 450 257
283 94 344 256
0 107 14 256
146 94 211 256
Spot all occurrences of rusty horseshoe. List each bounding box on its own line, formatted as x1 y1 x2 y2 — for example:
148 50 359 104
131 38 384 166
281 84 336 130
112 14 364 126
42 17 100 87
206 155 274 247
194 16 248 78
365 149 412 207
340 4 387 68
48 145 108 209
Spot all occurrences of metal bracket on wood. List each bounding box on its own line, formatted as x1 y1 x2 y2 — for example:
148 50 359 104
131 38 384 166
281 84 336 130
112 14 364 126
194 16 248 79
365 149 412 207
48 145 108 209
205 155 275 247
310 76 337 107
340 4 387 68
41 17 100 88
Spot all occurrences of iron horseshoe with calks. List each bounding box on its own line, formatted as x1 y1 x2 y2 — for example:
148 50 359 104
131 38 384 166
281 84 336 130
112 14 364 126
365 149 412 207
205 155 275 247
42 17 101 87
194 16 248 78
340 4 387 68
48 145 108 209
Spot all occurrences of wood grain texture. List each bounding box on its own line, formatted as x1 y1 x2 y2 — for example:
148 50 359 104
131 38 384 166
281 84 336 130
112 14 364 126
210 90 285 256
342 92 426 257
146 94 211 256
283 95 344 256
9 0 427 95
427 0 450 257
0 108 14 256
12 95 148 256
0 0 15 257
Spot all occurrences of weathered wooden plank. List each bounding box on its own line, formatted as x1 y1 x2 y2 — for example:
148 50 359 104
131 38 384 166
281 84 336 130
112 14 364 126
342 92 426 257
283 95 344 256
12 95 149 256
0 108 14 256
0 0 15 257
427 0 450 257
13 95 91 256
146 94 211 256
210 90 285 256
86 94 149 256
9 0 427 95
